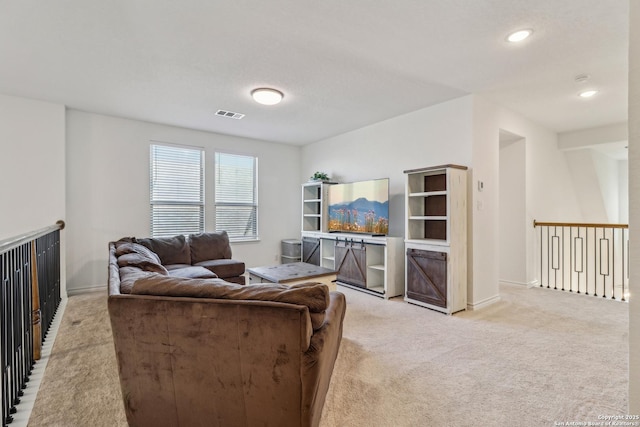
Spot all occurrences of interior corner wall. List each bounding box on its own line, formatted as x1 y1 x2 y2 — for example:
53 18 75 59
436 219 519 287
65 110 302 294
628 0 639 414
0 93 66 293
472 96 583 297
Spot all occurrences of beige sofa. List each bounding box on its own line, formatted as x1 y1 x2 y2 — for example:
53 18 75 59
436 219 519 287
108 241 346 427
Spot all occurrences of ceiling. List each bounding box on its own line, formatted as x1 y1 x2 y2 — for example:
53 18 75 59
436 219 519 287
0 0 629 146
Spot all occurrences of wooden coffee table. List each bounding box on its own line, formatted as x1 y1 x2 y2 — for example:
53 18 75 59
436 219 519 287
247 262 337 291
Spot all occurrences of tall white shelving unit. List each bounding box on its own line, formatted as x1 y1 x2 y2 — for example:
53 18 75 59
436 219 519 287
301 181 334 234
404 165 468 314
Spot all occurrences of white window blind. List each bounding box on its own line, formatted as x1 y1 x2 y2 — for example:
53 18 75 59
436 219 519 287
150 144 204 237
215 152 258 240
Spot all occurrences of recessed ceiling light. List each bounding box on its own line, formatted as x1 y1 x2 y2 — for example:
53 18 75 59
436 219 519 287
251 88 284 105
579 90 599 98
506 29 533 43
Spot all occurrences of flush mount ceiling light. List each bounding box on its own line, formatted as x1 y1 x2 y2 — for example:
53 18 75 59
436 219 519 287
579 90 599 98
506 29 533 43
251 88 284 105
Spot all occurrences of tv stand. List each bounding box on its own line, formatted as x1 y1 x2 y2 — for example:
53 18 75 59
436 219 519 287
300 231 403 299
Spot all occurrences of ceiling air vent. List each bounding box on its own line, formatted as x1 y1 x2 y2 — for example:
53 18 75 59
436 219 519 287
216 109 245 120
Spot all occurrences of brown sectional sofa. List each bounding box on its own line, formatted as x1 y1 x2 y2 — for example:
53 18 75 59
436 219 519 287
107 236 347 427
117 231 246 287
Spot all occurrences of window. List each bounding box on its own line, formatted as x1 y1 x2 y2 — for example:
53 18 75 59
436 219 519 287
150 143 204 237
214 152 258 241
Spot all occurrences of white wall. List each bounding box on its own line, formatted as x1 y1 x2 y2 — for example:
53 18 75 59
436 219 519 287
619 159 629 224
559 123 629 224
0 93 66 293
558 122 628 151
65 110 301 293
499 138 526 284
472 96 583 298
628 0 639 413
592 150 622 223
564 149 614 223
0 94 66 239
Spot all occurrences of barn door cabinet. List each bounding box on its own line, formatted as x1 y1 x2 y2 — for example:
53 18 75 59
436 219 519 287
404 165 468 314
301 232 404 299
331 234 403 298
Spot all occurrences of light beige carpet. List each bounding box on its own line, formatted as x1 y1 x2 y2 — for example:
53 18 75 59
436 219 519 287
27 284 628 427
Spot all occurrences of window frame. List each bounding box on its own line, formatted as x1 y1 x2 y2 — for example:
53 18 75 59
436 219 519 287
149 142 205 238
214 151 259 242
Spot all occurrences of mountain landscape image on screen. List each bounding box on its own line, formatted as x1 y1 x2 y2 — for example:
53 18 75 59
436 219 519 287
328 197 389 235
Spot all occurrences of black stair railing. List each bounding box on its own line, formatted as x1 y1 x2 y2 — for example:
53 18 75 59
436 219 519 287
534 221 628 301
0 221 64 426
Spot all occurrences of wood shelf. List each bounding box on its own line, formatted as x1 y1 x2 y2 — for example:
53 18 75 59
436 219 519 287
408 191 447 198
404 165 468 314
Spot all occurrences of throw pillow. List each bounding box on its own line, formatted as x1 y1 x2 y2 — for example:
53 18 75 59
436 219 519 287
136 235 191 266
189 231 233 264
115 242 162 264
117 252 169 275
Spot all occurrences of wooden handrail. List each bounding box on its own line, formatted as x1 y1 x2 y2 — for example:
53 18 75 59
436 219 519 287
533 220 628 229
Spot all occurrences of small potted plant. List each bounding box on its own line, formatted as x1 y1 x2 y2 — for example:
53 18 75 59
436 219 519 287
310 171 330 182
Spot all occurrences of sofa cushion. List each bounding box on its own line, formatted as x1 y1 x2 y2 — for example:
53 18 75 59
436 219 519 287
220 275 246 285
189 232 232 264
117 252 169 275
115 242 162 264
118 266 158 294
168 266 218 279
136 235 191 266
164 264 193 271
131 275 329 314
194 259 245 278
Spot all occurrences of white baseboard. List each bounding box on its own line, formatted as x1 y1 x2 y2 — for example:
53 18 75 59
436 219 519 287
526 279 539 288
499 279 528 286
467 294 501 311
499 279 540 288
66 285 105 296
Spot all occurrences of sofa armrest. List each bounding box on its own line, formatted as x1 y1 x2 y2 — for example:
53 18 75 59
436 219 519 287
108 242 122 296
301 291 346 427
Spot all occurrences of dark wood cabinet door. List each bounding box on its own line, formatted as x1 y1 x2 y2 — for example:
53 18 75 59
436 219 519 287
335 240 367 288
302 237 320 266
406 248 447 307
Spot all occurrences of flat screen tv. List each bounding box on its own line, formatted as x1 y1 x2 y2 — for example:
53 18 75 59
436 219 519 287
328 178 389 235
